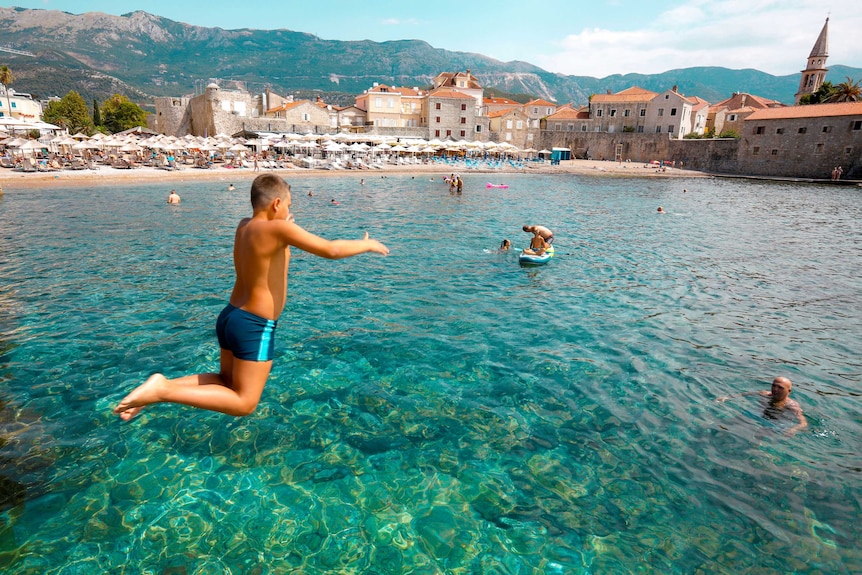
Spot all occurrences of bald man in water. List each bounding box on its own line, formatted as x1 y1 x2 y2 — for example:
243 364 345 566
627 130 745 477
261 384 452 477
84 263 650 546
717 377 808 437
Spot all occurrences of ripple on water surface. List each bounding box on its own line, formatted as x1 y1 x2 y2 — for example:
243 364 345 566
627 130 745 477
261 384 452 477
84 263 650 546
0 175 860 573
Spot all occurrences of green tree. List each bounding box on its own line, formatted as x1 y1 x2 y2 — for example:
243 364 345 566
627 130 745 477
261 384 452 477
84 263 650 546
101 94 147 134
0 65 14 118
799 81 835 105
92 98 102 127
824 77 861 103
42 90 95 135
718 129 740 139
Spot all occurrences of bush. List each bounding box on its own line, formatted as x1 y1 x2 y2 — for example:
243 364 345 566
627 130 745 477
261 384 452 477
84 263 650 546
718 129 740 139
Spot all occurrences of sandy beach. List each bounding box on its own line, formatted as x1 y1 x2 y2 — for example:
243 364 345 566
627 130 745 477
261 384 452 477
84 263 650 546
0 159 706 190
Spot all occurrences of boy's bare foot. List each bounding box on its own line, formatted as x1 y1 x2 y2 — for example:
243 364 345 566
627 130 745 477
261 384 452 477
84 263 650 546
114 373 167 420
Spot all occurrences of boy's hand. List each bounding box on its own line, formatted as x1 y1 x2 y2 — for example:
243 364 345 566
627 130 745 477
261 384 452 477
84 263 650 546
364 232 389 256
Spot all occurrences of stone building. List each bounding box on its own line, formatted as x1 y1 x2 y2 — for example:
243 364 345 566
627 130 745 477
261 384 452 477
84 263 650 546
643 87 695 137
263 99 332 133
706 92 784 136
589 87 657 133
737 102 862 178
543 106 592 136
432 71 484 109
428 89 487 141
488 107 530 148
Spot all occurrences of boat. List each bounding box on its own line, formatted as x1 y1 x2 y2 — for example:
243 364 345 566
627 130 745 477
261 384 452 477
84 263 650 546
486 183 509 189
519 245 555 265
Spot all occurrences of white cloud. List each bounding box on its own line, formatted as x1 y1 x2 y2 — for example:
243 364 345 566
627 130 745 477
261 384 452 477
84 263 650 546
381 18 419 26
536 0 862 78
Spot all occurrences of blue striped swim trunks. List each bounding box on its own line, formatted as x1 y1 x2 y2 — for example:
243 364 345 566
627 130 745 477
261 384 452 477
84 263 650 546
216 304 277 362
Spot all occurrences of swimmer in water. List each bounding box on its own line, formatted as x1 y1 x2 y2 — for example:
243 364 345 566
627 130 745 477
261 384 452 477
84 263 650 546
717 376 808 437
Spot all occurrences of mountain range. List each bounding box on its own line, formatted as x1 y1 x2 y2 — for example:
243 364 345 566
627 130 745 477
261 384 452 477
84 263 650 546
1 6 860 110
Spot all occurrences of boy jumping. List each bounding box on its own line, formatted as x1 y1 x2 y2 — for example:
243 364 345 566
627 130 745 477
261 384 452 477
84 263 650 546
114 174 389 420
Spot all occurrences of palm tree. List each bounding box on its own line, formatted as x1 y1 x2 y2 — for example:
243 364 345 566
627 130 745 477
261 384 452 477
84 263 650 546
0 65 14 118
824 76 861 103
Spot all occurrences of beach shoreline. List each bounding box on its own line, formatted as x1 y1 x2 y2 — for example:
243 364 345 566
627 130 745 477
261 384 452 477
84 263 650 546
0 158 707 190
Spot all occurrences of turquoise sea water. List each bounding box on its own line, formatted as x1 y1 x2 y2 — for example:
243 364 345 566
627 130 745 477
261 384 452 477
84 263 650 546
0 173 860 574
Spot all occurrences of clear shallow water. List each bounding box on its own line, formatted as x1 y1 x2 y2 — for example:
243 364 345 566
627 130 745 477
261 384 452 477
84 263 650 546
0 174 860 574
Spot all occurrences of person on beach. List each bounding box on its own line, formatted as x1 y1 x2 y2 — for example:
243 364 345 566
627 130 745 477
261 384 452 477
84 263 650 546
167 190 181 204
114 173 389 420
523 224 553 245
716 377 808 437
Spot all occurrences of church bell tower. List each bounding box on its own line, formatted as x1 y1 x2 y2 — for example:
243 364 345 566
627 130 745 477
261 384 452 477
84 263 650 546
794 18 829 104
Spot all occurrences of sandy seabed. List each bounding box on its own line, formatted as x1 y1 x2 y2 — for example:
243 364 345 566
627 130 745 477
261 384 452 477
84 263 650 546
0 159 707 191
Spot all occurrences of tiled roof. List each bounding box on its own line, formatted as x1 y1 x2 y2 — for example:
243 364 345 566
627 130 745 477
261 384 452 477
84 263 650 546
547 106 590 120
524 98 557 107
429 89 475 100
485 97 521 106
592 86 658 103
745 101 862 121
488 108 521 118
265 100 309 114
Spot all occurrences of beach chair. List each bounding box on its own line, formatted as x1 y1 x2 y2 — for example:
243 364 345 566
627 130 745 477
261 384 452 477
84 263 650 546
0 156 14 169
19 158 38 172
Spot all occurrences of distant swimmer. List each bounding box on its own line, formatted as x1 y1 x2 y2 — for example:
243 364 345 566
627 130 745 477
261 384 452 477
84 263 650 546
716 376 808 437
330 199 340 205
360 179 365 185
167 190 181 204
114 174 388 420
228 183 236 191
500 239 511 251
657 206 666 213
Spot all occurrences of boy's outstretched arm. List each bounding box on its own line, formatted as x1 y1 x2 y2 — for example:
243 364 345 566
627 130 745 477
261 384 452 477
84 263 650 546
279 222 389 259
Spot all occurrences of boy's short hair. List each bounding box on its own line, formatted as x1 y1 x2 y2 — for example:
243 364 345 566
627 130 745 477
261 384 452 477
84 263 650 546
250 174 290 210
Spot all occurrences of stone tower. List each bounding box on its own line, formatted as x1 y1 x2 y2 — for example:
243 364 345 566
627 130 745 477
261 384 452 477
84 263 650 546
794 18 829 104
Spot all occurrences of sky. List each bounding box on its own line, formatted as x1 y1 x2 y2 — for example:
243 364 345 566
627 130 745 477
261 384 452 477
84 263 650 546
9 0 862 78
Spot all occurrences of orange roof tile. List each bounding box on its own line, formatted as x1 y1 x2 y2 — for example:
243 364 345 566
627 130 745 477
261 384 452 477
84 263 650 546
746 101 862 121
524 98 557 107
429 89 475 100
487 107 522 118
547 107 590 120
592 86 658 104
485 97 521 106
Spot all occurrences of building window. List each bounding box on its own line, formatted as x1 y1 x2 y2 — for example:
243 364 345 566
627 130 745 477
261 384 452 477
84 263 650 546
547 108 553 114
554 123 561 131
815 143 824 153
435 116 441 123
460 130 466 137
728 114 737 121
670 108 677 116
567 123 574 131
461 117 466 124
505 132 512 141
776 128 784 134
387 99 394 108
853 120 862 130
752 147 760 155
624 109 630 117
610 109 617 117
506 120 513 129
435 130 440 137
461 103 467 111
596 109 603 117
822 126 832 133
533 107 538 114
755 126 765 135
516 120 523 129
435 102 441 110
375 97 382 108
446 130 452 137
637 126 644 133
771 149 778 155
658 108 664 117
640 109 646 117
655 126 661 133
476 125 482 133
846 146 853 155
302 113 310 121
798 127 807 134
668 125 674 133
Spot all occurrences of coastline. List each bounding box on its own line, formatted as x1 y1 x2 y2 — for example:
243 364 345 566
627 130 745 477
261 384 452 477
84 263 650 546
0 159 708 190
